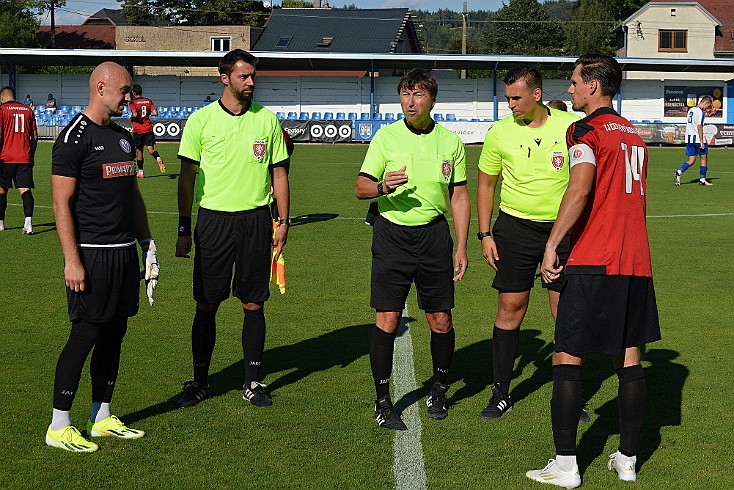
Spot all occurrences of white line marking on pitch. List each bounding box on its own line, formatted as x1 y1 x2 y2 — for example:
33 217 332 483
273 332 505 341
392 304 428 490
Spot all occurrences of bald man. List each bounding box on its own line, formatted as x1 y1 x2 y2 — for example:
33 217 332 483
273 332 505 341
46 62 160 452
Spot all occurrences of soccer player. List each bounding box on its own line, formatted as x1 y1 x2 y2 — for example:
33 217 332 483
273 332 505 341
674 95 714 186
46 62 159 453
0 86 38 234
129 84 165 178
476 66 578 420
176 49 290 409
355 68 470 430
526 53 661 488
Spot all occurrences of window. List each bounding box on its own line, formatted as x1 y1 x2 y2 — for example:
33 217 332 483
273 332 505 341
658 30 687 52
316 37 333 48
276 37 292 48
211 37 231 52
670 8 676 16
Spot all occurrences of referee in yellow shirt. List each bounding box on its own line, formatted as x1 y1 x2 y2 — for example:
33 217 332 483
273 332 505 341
355 69 470 430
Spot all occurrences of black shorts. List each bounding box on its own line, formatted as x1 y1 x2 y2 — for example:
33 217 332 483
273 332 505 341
491 211 570 293
0 163 34 190
66 246 140 322
193 206 272 304
133 132 156 149
554 275 661 356
371 215 454 312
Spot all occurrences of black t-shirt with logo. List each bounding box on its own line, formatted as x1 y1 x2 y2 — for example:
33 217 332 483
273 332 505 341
52 113 137 245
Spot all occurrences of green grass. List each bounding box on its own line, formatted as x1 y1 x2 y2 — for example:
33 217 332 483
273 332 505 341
0 143 732 488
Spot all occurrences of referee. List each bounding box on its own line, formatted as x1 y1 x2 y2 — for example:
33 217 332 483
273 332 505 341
355 68 470 430
46 62 159 452
476 66 578 420
176 50 290 409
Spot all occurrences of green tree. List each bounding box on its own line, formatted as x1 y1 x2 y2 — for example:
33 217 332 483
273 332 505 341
565 0 617 56
481 0 566 56
0 0 40 48
119 0 268 26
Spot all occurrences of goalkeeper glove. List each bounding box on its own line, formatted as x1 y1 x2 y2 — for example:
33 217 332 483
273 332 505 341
140 238 160 306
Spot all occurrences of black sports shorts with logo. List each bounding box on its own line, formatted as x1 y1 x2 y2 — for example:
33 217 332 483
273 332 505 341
371 214 454 313
193 206 271 304
554 273 661 356
66 245 140 322
0 163 34 190
133 132 156 149
491 210 570 293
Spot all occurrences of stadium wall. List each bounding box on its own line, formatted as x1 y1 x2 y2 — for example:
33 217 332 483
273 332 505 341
2 73 729 124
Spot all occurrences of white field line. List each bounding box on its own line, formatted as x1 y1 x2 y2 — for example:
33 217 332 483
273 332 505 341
392 304 428 490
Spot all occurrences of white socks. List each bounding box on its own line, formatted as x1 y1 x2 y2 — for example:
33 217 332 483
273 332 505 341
90 402 111 423
51 409 71 431
556 454 578 472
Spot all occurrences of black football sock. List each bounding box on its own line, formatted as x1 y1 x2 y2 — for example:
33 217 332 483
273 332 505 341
152 151 161 159
492 326 519 397
430 329 455 385
370 325 396 400
21 190 33 218
0 193 7 221
90 318 128 403
617 364 646 457
551 364 583 456
192 307 216 386
242 307 266 385
137 159 144 171
53 320 100 411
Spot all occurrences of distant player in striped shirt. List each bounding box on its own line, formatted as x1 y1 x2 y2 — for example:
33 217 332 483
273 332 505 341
674 95 713 186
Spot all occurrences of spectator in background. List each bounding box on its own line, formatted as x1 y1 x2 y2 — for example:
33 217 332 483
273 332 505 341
547 99 568 111
204 95 213 106
24 95 35 109
46 93 57 110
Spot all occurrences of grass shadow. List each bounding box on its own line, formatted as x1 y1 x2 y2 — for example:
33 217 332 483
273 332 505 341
291 213 339 227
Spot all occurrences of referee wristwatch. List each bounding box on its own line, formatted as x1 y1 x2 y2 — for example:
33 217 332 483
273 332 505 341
377 181 387 196
477 231 492 240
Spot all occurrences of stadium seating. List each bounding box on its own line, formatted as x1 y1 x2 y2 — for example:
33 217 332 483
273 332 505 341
324 112 334 120
287 112 297 120
336 112 346 120
360 113 369 120
434 114 444 121
311 111 322 120
371 113 382 120
397 113 404 120
276 111 285 120
384 113 395 121
299 112 309 120
446 113 456 121
347 112 357 120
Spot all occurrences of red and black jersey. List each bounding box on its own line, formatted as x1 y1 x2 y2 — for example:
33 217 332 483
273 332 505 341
0 101 37 164
52 114 137 245
129 97 156 134
565 107 652 277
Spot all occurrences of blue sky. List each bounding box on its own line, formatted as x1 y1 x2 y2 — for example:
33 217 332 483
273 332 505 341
42 0 511 25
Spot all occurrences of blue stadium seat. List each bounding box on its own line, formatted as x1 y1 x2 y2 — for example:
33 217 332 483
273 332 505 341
372 113 382 120
384 113 395 121
641 120 651 123
311 111 322 120
446 113 456 121
59 105 70 112
434 114 444 121
360 113 369 120
397 113 404 120
276 112 285 120
324 112 334 120
299 112 309 120
336 112 346 120
654 119 662 123
287 112 297 120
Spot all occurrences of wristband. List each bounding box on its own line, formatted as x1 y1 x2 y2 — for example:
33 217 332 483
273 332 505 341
477 231 492 241
277 218 291 226
178 216 192 236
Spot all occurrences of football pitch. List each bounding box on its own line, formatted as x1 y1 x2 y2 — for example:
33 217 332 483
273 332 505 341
0 142 732 488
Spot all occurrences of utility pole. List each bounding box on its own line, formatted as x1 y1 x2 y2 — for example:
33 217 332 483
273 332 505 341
461 2 467 79
51 0 56 48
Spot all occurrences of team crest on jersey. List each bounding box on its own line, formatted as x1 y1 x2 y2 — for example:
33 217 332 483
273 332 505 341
359 123 372 138
551 151 565 172
119 138 131 155
442 160 452 181
253 139 266 162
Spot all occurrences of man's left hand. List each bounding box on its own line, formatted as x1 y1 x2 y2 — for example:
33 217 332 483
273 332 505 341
453 251 468 282
273 224 288 261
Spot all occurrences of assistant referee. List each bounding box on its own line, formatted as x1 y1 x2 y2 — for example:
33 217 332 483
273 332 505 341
355 68 470 430
176 49 290 409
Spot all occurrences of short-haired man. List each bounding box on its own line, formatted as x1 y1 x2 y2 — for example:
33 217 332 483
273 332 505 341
355 68 470 430
546 99 568 111
46 62 159 452
176 49 290 409
0 86 38 234
476 66 578 420
527 53 661 488
46 93 57 110
129 84 165 178
24 94 34 109
674 95 714 186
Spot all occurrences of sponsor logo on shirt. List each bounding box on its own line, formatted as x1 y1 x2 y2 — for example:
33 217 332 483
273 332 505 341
102 161 136 178
253 139 266 162
551 151 565 172
442 159 452 181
